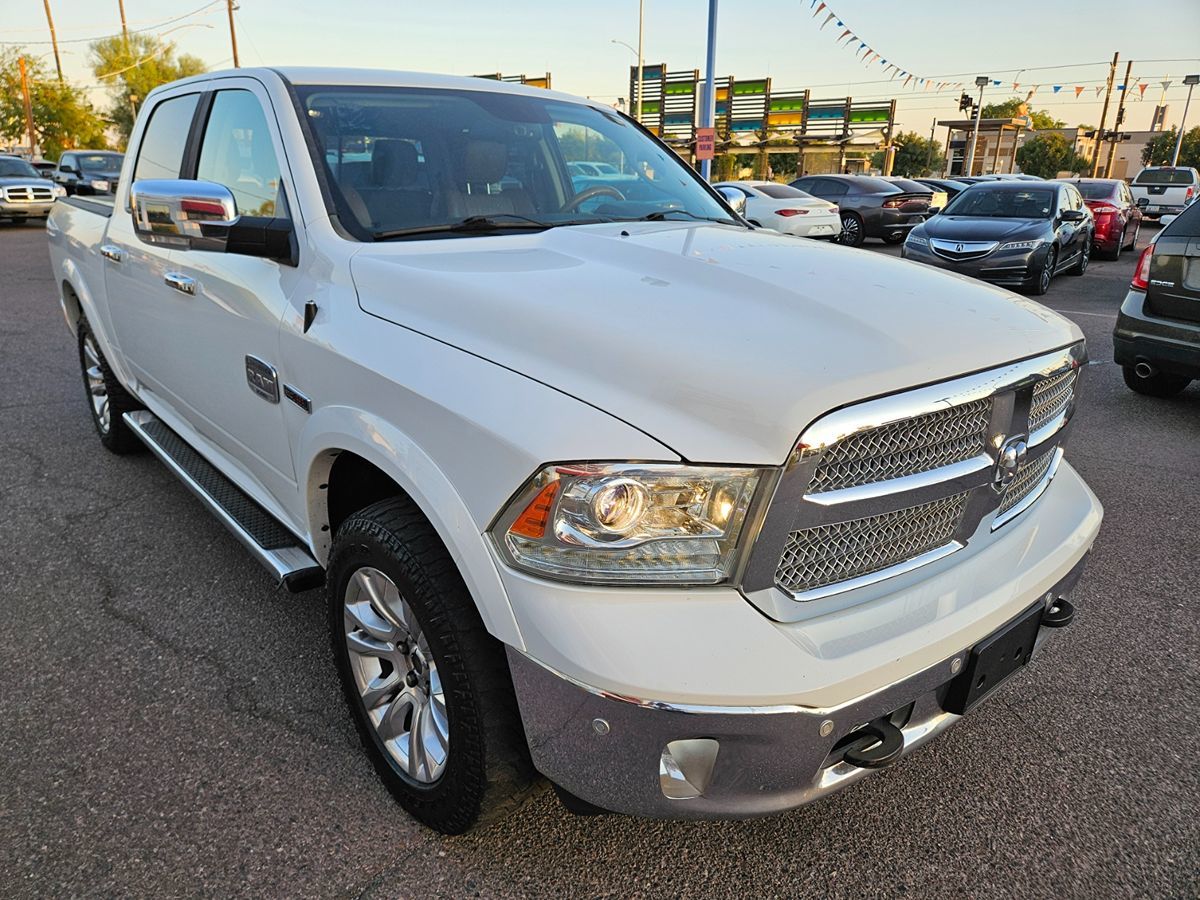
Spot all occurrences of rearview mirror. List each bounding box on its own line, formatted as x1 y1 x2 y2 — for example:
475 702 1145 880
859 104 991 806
927 207 942 216
716 186 747 215
1060 209 1086 222
130 179 295 265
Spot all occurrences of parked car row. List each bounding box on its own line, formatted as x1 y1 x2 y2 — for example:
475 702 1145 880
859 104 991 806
1 149 124 226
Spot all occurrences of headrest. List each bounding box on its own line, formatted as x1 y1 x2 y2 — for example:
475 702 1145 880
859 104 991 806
463 140 507 185
372 139 418 186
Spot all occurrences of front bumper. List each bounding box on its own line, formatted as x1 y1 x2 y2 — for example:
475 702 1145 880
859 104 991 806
510 554 1087 819
1114 289 1200 379
0 200 55 218
901 242 1046 287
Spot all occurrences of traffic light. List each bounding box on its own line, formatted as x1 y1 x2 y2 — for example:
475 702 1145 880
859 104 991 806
959 93 973 112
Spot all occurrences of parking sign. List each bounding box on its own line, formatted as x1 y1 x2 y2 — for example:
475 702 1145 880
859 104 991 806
695 127 715 160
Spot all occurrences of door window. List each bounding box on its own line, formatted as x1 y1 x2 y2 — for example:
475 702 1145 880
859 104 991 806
197 90 283 218
133 93 200 182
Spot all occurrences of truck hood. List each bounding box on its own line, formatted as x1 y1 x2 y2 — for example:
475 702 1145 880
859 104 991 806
351 222 1081 464
0 176 54 188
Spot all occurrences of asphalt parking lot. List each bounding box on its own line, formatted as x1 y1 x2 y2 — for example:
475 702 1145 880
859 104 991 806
1 219 1196 899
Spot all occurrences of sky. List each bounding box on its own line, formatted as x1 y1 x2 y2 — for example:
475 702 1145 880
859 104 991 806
6 0 1200 140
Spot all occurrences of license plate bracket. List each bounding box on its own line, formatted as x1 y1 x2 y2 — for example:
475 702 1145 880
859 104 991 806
942 602 1044 715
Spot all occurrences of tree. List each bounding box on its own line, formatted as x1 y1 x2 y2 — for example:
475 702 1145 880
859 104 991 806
1141 126 1200 169
869 130 945 176
1016 132 1089 178
90 33 205 146
0 49 109 159
981 96 1065 131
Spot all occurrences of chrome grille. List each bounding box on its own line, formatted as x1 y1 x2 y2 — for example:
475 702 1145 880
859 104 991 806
774 492 969 594
810 398 991 493
1029 369 1075 435
3 186 54 202
997 450 1055 516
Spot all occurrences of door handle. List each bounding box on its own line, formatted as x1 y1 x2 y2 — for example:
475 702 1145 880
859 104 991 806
164 272 196 295
99 244 125 263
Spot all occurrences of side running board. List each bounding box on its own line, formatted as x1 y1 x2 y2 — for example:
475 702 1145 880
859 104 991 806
124 411 324 592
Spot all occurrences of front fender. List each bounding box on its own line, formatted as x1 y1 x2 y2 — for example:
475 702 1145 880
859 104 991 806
297 405 525 650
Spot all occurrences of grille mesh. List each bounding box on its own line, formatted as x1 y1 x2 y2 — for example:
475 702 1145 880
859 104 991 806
809 398 991 493
774 492 968 594
1029 369 1076 434
998 450 1055 517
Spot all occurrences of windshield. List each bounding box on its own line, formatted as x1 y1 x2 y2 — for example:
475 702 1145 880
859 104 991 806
756 183 809 199
295 85 737 238
78 153 123 172
1076 182 1117 200
942 187 1055 219
0 158 41 179
1134 168 1194 186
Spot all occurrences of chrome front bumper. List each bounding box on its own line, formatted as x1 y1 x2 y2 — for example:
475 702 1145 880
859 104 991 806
508 555 1088 820
0 200 54 217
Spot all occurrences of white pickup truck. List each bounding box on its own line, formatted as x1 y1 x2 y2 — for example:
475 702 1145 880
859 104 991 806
47 68 1103 834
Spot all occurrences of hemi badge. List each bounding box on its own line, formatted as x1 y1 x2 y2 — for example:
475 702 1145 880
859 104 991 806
283 384 312 413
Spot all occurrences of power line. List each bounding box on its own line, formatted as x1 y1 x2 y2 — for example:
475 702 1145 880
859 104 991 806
0 1 224 45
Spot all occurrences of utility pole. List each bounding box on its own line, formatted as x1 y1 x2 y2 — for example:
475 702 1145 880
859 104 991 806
1172 75 1200 167
925 119 936 174
118 0 129 42
1104 60 1133 178
42 0 64 82
226 0 240 68
699 0 718 180
1091 52 1118 177
964 76 988 177
635 0 645 124
19 57 38 158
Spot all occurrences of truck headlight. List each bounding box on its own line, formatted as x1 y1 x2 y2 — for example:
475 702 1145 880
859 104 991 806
52 184 67 198
89 179 111 192
492 463 764 584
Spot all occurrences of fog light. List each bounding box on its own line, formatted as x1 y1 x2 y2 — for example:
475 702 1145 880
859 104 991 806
659 738 720 800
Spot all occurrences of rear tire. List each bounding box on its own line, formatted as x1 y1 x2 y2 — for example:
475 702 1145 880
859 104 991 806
1122 365 1191 398
1069 235 1090 275
328 497 540 834
77 319 143 454
1099 230 1122 261
838 212 865 247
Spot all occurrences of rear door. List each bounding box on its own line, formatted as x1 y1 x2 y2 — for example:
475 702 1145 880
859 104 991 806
104 89 201 395
1146 202 1200 324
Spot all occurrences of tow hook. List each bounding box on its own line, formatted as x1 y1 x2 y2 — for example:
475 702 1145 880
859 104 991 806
842 719 905 769
1041 597 1075 628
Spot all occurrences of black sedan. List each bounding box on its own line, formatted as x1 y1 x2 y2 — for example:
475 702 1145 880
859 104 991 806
916 177 971 201
789 174 931 247
900 181 1093 295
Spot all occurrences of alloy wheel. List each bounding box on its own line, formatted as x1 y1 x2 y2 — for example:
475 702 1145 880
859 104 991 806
82 334 110 434
343 566 450 784
1040 250 1055 293
839 213 861 245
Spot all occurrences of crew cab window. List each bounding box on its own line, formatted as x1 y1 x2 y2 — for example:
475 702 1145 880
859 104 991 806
133 93 199 182
296 85 733 239
197 90 282 218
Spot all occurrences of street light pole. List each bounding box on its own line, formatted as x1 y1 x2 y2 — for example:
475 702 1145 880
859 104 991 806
1171 74 1200 167
700 0 718 180
964 76 988 176
636 0 645 124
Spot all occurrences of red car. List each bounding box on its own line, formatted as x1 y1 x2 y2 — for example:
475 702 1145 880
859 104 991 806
1057 177 1142 260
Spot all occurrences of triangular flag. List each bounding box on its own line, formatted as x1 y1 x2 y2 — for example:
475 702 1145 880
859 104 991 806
904 74 913 87
836 19 843 26
858 41 866 51
992 80 1001 86
1013 82 1020 92
821 11 836 29
837 29 853 43
812 1 826 16
1075 86 1085 97
1139 82 1148 98
1095 86 1103 97
1117 83 1125 90
1162 80 1172 91
1052 85 1061 93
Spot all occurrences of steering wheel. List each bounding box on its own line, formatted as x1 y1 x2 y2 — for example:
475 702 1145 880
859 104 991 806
561 184 625 212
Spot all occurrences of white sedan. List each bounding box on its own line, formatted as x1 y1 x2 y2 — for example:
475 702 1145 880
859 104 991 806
714 180 840 239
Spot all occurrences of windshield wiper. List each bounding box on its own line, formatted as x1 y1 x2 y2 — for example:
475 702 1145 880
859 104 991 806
634 209 742 227
372 214 557 240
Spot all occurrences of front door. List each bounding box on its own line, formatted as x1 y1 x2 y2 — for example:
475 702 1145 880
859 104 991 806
157 81 302 498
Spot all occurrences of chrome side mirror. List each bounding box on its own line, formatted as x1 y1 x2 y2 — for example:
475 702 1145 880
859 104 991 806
927 206 942 216
716 186 747 215
130 179 238 249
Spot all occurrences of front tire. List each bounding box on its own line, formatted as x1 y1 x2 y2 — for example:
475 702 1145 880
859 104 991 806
328 497 539 834
882 233 905 245
838 211 865 247
1027 246 1057 296
78 319 143 454
1122 365 1191 397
